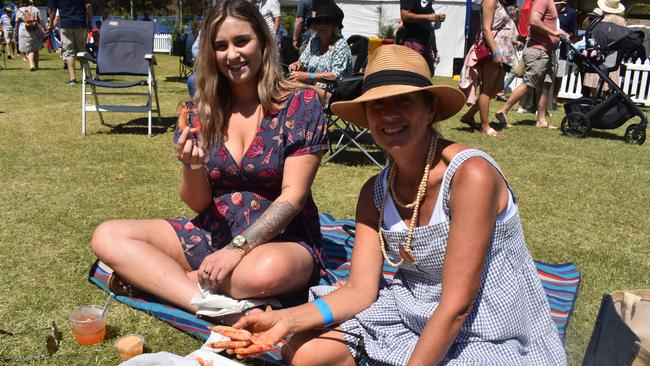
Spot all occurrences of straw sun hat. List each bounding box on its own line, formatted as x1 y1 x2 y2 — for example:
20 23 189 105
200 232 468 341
597 0 625 14
330 45 465 129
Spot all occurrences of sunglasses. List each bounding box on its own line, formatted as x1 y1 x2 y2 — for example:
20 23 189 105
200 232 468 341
0 321 61 362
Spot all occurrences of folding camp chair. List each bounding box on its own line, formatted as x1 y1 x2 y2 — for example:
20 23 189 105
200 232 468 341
179 32 194 80
320 35 387 169
78 19 161 136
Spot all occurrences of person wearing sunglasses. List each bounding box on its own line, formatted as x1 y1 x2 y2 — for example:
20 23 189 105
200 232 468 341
233 45 565 365
287 3 352 104
0 322 61 362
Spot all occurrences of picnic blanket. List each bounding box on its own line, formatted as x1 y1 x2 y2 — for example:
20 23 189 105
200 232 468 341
88 213 581 363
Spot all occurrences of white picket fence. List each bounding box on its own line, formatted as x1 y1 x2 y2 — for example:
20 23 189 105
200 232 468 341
509 59 650 106
557 59 650 106
154 34 172 54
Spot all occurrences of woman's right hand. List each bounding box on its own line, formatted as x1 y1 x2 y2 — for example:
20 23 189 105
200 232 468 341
233 309 293 350
288 61 301 72
175 126 204 167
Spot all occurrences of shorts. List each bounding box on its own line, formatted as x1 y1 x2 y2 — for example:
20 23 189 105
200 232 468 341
404 39 435 76
165 217 322 307
61 28 87 60
522 46 554 88
3 30 13 43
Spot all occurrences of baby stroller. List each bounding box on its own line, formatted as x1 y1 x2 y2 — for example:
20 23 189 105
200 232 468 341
562 16 647 145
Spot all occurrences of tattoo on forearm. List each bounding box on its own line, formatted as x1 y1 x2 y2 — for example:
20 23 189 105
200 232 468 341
228 200 299 250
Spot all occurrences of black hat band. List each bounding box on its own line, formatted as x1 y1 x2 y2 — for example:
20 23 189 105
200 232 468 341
362 70 432 94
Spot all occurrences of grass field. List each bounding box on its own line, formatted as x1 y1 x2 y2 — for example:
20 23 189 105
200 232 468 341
0 50 648 365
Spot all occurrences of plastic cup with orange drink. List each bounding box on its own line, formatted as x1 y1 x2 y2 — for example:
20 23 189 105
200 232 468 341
114 334 145 360
69 305 107 345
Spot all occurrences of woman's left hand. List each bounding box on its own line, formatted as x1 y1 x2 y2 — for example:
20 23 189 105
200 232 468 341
198 247 245 290
288 70 310 83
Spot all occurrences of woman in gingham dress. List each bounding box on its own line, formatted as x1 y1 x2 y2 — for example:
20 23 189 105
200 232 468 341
235 45 565 365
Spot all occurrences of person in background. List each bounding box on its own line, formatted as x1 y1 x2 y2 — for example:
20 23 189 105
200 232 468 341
85 19 100 57
233 45 566 365
1 7 15 59
582 1 626 97
552 0 577 109
400 0 445 75
288 3 352 104
16 0 45 71
48 0 93 84
187 29 200 97
92 0 329 319
293 0 312 53
142 12 151 21
495 0 567 129
623 30 647 63
258 0 280 37
496 5 523 102
459 0 516 136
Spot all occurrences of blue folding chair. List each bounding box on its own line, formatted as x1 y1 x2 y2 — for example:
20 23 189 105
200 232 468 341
78 19 161 136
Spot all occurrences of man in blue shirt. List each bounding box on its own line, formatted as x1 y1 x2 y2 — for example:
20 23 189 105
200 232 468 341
293 0 312 53
48 0 92 85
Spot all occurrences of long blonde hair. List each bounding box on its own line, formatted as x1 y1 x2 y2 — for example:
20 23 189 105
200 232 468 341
194 0 299 150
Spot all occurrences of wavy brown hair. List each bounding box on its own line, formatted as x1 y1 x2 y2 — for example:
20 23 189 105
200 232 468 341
194 0 299 150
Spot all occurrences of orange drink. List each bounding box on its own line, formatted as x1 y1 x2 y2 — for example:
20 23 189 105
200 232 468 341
69 305 106 345
114 334 145 360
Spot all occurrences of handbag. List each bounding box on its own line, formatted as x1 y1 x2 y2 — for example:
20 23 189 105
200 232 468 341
513 48 525 77
582 290 650 366
474 28 502 64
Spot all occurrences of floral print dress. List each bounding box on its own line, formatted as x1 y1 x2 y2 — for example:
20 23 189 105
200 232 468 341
299 35 353 89
168 89 329 280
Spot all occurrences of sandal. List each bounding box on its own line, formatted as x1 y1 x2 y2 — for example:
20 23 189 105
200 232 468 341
536 123 558 130
494 111 512 129
108 273 147 298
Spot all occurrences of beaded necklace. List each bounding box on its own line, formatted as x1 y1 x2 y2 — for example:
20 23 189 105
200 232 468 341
379 134 438 267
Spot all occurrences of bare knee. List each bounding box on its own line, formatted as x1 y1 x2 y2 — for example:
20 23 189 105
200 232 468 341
282 333 354 366
91 220 135 265
235 256 305 297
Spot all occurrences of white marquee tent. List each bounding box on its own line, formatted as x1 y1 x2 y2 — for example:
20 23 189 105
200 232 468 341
281 0 468 77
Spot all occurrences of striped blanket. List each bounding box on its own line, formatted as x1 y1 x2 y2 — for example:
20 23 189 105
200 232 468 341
88 214 580 363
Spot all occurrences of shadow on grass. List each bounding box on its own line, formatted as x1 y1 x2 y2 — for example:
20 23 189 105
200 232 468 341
164 76 188 83
323 129 388 168
323 149 387 168
95 116 177 135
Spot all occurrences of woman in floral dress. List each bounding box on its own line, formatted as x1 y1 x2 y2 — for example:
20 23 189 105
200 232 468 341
288 3 353 104
459 0 516 136
92 0 328 315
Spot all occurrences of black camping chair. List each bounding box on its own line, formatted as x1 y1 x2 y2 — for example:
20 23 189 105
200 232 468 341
78 19 161 136
347 35 369 74
320 77 387 169
179 32 194 80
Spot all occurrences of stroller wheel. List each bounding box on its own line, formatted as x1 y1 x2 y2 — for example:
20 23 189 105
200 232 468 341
561 112 590 138
624 124 646 145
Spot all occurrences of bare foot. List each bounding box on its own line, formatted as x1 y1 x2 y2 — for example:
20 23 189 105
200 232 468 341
480 127 502 136
536 121 558 129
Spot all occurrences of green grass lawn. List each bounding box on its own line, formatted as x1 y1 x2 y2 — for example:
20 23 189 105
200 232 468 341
0 50 648 365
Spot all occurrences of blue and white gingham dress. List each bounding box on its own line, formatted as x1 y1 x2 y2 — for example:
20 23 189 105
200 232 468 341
311 149 566 365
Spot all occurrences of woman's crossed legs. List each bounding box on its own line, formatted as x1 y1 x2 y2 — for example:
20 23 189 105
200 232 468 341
91 219 315 313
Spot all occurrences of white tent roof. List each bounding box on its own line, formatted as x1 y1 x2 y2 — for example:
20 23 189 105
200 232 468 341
280 0 467 76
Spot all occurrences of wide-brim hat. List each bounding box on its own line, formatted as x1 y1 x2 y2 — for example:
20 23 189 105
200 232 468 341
597 0 625 14
306 4 344 29
330 45 465 129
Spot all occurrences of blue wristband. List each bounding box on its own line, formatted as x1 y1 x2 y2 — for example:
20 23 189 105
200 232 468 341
313 298 334 327
309 72 315 80
492 51 501 58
